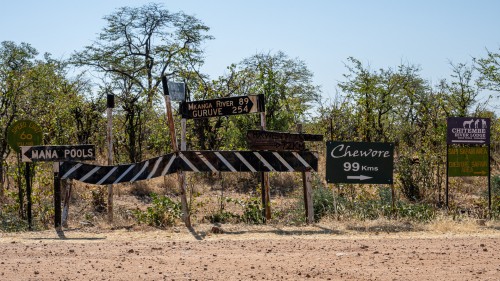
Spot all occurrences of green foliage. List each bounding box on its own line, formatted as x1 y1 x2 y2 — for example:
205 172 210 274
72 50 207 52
133 193 182 228
204 196 264 224
488 175 500 219
311 186 435 223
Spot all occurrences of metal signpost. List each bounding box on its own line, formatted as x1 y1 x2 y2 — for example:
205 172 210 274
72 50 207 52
326 141 394 184
7 120 43 229
446 117 491 213
180 94 265 119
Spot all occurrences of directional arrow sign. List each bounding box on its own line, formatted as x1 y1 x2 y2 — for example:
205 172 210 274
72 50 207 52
448 146 488 177
447 117 490 145
347 175 373 181
21 145 96 162
326 141 394 184
180 94 265 119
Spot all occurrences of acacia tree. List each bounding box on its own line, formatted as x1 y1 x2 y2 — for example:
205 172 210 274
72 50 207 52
70 3 213 162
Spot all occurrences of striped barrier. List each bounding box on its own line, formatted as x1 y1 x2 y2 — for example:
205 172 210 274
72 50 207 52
60 151 318 185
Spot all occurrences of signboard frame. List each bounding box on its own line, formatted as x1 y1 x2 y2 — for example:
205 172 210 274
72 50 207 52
447 117 490 145
326 141 394 184
447 146 489 177
180 94 265 119
21 144 96 162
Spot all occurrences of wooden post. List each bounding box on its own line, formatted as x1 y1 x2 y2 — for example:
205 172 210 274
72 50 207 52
260 112 271 221
53 162 62 230
332 184 338 220
445 146 449 209
162 76 191 227
488 144 491 218
25 162 32 230
298 124 314 224
106 94 114 223
62 179 72 228
17 152 24 219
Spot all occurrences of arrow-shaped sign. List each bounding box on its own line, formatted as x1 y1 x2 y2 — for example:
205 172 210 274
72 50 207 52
21 145 96 162
180 94 265 119
346 175 373 181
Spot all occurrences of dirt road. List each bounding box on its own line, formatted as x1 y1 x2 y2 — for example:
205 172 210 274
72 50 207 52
1 223 499 280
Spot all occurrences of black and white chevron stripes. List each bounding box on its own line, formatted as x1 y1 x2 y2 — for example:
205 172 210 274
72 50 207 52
60 151 318 185
60 153 177 185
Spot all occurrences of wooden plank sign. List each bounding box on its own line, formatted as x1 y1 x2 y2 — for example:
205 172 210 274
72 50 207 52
180 94 264 119
247 130 323 151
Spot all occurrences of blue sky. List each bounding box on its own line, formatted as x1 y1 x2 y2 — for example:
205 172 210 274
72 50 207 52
1 0 500 110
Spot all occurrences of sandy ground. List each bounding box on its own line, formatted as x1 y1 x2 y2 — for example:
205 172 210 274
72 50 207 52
1 223 500 281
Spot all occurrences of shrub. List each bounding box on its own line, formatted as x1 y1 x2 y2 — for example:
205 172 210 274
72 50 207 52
133 193 182 227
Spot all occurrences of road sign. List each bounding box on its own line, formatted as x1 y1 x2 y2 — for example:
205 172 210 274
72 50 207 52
180 94 265 119
448 146 489 177
447 117 490 144
21 145 96 162
247 130 323 151
60 150 318 185
326 141 394 184
167 81 186 101
7 120 43 153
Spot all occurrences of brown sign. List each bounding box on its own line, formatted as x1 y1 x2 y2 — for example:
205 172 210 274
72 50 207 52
247 130 323 151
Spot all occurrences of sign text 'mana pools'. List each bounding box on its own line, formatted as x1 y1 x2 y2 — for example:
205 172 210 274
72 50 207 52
21 145 95 162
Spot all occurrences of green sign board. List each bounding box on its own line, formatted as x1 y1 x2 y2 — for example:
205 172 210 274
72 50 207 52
448 146 488 177
7 120 43 153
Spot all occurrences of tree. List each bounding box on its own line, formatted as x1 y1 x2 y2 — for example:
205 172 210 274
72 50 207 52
438 62 482 117
70 3 213 162
475 48 500 94
0 41 38 199
240 51 321 131
188 51 321 151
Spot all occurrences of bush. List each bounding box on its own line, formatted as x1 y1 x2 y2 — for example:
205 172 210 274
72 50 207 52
133 193 182 227
311 186 435 222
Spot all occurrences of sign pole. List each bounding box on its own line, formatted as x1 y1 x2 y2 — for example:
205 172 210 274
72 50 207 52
488 144 491 218
260 111 271 221
445 146 449 209
107 94 114 223
162 76 191 227
17 152 24 219
61 179 72 228
25 162 32 230
53 162 62 230
297 124 313 224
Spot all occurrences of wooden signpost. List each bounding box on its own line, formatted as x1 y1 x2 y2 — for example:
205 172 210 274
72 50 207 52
21 144 96 230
